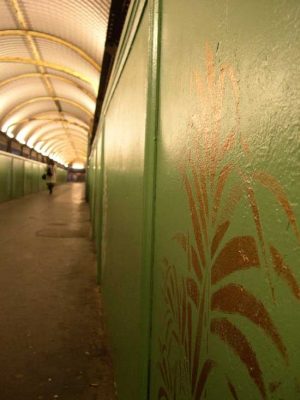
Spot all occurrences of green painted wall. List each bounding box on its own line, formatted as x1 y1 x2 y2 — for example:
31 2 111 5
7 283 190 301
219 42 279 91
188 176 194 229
89 0 300 399
98 4 149 399
0 151 67 203
0 153 12 202
151 0 300 399
24 161 33 195
11 157 25 199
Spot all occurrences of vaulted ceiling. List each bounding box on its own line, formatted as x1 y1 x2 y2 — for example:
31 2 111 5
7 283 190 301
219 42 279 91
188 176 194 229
0 0 111 167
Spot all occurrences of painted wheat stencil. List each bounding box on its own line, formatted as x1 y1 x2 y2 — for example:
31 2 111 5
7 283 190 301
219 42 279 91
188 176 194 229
158 45 300 399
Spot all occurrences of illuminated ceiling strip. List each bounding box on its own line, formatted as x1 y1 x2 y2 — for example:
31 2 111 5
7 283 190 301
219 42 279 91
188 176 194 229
1 96 93 126
28 127 88 149
16 116 89 148
42 137 87 154
9 116 90 134
47 143 76 156
39 129 88 141
7 0 79 159
36 130 88 150
45 142 87 158
0 73 96 101
6 0 94 163
46 141 87 153
0 57 94 87
0 30 100 71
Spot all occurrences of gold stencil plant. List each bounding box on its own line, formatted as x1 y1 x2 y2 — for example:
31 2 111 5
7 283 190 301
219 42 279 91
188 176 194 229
158 45 300 399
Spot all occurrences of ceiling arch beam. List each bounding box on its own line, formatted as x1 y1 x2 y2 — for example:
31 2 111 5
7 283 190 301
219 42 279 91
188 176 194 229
41 136 87 154
39 128 88 142
15 115 89 148
13 117 90 139
13 117 89 140
8 110 89 134
36 130 88 151
0 73 96 101
0 57 94 88
1 96 93 127
46 141 87 159
0 30 100 71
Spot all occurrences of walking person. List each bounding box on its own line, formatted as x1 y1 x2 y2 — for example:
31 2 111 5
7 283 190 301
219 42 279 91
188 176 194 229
45 160 57 194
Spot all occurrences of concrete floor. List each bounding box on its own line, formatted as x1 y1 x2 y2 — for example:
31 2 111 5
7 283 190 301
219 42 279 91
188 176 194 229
0 183 116 400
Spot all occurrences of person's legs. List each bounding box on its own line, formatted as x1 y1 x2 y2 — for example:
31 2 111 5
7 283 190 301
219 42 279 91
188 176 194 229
47 183 54 194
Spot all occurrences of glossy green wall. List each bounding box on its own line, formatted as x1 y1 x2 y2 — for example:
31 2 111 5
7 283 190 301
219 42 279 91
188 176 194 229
151 1 300 399
92 3 149 399
0 151 67 203
89 0 300 399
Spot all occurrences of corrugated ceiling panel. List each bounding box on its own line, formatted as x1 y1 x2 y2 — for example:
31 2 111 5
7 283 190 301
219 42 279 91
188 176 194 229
50 80 95 113
0 37 30 57
0 1 17 28
0 63 37 84
19 0 111 63
0 0 112 164
60 102 92 126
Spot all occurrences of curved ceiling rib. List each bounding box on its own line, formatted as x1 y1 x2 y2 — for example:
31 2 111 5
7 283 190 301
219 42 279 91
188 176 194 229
0 0 111 166
25 125 89 149
13 117 90 138
13 113 90 147
42 136 87 153
9 111 90 132
0 30 100 71
1 96 93 129
0 57 94 88
42 135 87 153
33 129 88 148
46 142 87 159
0 73 96 100
38 127 88 139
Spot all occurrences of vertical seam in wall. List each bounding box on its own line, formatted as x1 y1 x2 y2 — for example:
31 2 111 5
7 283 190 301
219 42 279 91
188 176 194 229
96 122 106 285
141 0 162 398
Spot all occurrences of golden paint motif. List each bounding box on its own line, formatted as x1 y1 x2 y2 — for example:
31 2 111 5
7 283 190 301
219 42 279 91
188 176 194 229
158 45 300 399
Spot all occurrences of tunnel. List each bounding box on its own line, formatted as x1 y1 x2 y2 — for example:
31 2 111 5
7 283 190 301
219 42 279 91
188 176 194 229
0 0 299 399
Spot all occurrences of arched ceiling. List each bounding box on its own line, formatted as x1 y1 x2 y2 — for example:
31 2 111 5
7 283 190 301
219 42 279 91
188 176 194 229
0 0 111 166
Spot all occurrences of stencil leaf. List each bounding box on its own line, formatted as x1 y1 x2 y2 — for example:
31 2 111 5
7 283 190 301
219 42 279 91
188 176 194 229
211 236 259 284
186 278 199 308
183 173 206 267
270 245 300 300
174 233 203 281
227 378 239 400
212 284 288 361
211 318 266 399
211 220 230 257
192 282 206 389
158 387 169 400
194 359 215 399
212 163 234 224
254 172 300 242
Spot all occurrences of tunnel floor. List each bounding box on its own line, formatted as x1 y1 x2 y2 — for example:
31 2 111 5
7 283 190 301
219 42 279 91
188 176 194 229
0 183 116 400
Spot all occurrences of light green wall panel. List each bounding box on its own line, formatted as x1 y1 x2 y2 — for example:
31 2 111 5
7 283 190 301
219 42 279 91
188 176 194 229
56 168 67 184
39 164 46 191
89 149 96 226
88 0 300 399
31 163 39 193
0 152 67 202
101 5 149 399
11 158 24 199
24 161 33 195
94 132 104 282
0 154 12 202
150 1 300 399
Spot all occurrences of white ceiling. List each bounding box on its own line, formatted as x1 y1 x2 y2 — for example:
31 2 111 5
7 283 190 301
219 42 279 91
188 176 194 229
0 0 111 166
